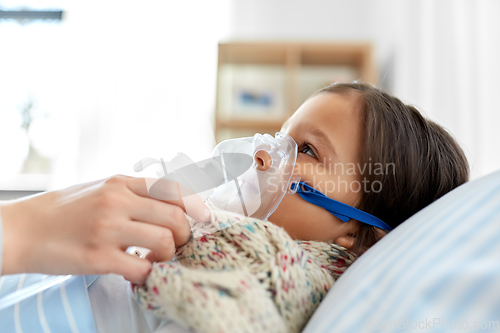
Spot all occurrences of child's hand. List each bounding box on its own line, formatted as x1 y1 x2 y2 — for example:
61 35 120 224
0 175 210 284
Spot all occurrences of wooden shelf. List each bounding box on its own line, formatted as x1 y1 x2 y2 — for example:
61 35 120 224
214 41 376 142
218 43 288 65
218 119 285 130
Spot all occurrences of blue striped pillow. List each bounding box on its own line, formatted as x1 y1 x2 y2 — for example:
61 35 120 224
0 274 98 333
303 170 500 332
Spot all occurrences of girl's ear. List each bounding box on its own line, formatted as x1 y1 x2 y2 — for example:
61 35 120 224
334 220 361 250
374 228 388 240
335 228 388 250
334 234 356 249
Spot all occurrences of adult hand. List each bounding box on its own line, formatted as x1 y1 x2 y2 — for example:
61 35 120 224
0 175 210 284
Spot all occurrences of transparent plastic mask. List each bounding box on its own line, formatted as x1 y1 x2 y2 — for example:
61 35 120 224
207 132 301 220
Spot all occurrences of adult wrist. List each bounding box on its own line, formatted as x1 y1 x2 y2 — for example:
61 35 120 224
0 201 30 275
0 204 3 276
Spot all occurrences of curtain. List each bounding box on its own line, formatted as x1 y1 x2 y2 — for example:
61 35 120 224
392 0 500 178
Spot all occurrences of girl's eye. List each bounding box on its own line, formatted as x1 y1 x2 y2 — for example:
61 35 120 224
300 144 317 158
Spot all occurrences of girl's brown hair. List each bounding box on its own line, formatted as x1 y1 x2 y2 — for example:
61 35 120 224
315 83 469 253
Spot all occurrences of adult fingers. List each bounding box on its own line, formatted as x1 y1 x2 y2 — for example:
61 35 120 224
144 249 166 264
120 221 177 259
182 193 212 223
127 197 191 247
125 177 179 201
125 176 210 222
107 251 152 285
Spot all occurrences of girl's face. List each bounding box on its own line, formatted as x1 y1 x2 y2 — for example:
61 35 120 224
268 92 364 248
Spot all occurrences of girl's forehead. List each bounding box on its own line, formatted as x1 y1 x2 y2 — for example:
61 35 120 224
282 93 364 160
284 93 362 131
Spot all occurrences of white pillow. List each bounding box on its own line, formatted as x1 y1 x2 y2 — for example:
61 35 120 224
303 170 500 332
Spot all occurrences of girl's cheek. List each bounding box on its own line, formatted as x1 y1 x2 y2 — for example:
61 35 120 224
294 158 318 176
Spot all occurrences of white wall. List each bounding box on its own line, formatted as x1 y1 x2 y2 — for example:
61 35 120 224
228 0 500 178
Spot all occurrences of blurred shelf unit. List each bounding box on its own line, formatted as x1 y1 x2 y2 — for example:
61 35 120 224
215 41 376 142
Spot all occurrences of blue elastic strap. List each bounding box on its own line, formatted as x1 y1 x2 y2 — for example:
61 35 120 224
291 182 392 231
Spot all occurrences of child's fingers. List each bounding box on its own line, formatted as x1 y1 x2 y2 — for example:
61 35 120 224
120 221 176 262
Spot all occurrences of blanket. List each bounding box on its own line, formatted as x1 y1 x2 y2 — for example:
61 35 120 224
133 201 357 333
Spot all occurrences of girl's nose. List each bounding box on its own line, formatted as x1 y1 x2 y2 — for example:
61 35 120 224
254 150 273 171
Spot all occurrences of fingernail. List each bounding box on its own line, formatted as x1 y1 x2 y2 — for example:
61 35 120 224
205 208 211 221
